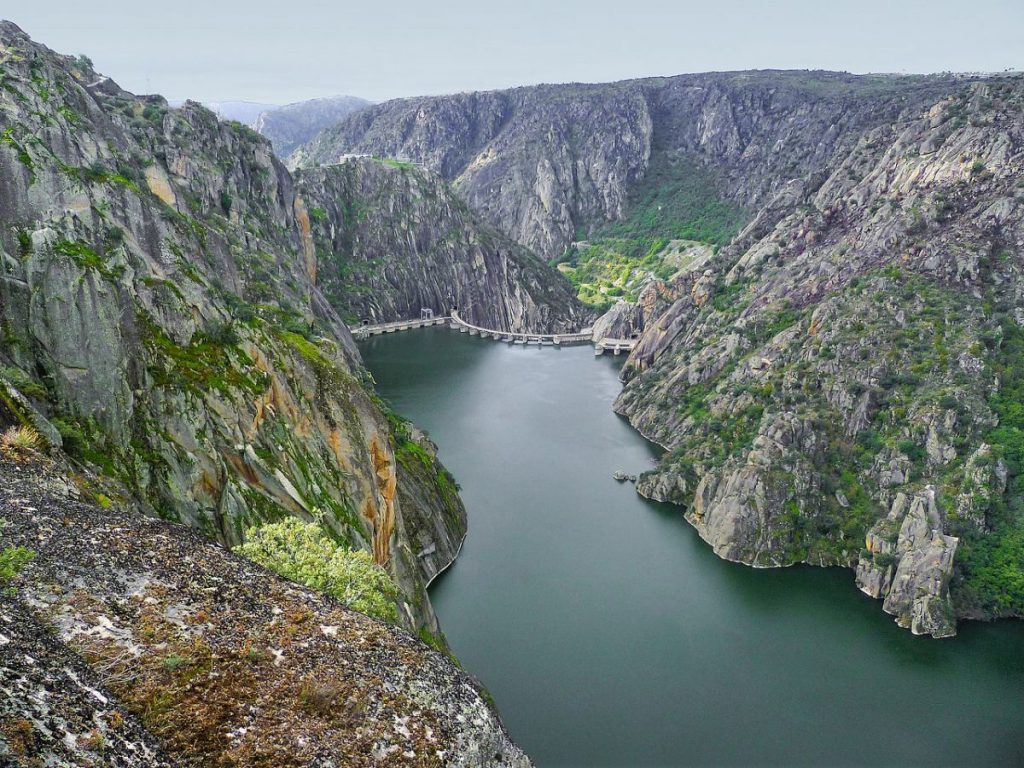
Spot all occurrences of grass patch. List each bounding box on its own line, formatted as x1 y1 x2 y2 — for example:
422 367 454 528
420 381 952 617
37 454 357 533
559 150 747 309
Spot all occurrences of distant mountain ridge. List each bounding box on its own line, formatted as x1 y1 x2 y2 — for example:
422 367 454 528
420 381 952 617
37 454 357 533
291 71 993 259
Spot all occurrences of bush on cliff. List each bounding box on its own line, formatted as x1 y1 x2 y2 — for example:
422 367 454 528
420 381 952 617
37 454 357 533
234 518 399 622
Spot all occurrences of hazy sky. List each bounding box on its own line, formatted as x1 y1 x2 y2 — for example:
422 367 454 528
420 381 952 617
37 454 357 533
9 1 1024 105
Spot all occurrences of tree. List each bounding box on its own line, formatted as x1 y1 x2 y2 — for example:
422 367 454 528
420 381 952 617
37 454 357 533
234 518 399 622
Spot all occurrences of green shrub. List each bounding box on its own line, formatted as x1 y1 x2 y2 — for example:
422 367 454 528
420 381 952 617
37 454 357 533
898 439 926 464
200 320 240 346
0 544 34 583
234 518 399 622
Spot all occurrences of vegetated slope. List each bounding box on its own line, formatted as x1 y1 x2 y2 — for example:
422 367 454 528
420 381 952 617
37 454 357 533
614 75 1024 637
556 150 747 312
0 457 528 768
296 158 587 331
292 71 975 262
0 19 481 642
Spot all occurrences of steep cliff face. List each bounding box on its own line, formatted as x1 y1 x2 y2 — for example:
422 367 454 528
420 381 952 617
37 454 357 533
296 158 586 331
0 21 470 640
293 72 971 261
615 75 1024 636
0 457 529 767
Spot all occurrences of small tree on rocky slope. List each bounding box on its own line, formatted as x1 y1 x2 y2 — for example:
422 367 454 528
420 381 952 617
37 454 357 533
234 518 399 622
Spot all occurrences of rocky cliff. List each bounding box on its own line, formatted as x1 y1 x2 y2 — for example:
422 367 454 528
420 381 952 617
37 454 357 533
296 158 585 331
292 72 971 261
0 19 534 764
614 74 1024 637
0 19 477 638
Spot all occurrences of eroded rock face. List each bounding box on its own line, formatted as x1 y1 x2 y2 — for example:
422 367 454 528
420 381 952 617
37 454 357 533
591 301 643 344
0 458 529 767
857 492 958 637
293 85 654 259
294 72 982 262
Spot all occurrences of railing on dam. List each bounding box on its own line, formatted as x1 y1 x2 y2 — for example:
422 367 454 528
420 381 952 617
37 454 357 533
448 311 592 346
349 311 637 355
593 338 638 356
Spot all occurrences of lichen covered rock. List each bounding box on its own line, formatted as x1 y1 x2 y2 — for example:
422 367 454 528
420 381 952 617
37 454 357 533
0 458 529 767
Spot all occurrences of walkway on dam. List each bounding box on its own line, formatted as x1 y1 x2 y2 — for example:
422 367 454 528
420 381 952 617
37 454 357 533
350 311 637 355
349 316 450 339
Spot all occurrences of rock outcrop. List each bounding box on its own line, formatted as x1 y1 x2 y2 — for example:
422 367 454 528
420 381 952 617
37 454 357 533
292 84 654 259
613 73 1024 635
0 457 528 767
856 491 958 637
0 20 477 639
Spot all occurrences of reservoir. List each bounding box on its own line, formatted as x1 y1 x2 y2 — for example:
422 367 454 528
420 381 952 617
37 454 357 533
360 327 1024 767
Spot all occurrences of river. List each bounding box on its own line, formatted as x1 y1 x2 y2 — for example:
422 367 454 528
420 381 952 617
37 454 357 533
360 327 1024 768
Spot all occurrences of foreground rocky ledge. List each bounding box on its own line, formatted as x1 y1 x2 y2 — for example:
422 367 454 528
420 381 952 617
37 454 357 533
0 459 529 767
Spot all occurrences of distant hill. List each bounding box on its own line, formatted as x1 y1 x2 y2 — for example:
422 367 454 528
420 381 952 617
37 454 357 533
254 95 371 157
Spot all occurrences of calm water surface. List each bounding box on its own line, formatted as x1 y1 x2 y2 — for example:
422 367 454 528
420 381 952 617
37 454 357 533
360 327 1024 768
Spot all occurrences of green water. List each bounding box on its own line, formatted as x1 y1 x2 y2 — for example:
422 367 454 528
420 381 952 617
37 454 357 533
360 327 1024 768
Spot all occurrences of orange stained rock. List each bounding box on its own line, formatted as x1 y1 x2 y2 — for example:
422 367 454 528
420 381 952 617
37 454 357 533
364 436 396 565
224 451 259 486
327 428 352 470
294 196 317 282
197 468 220 500
249 370 311 441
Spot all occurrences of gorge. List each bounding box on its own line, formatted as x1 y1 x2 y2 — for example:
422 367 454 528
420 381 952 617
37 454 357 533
2 13 1024 767
296 67 1024 639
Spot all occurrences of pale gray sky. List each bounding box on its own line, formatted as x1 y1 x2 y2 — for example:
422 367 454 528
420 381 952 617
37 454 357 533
9 0 1024 104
